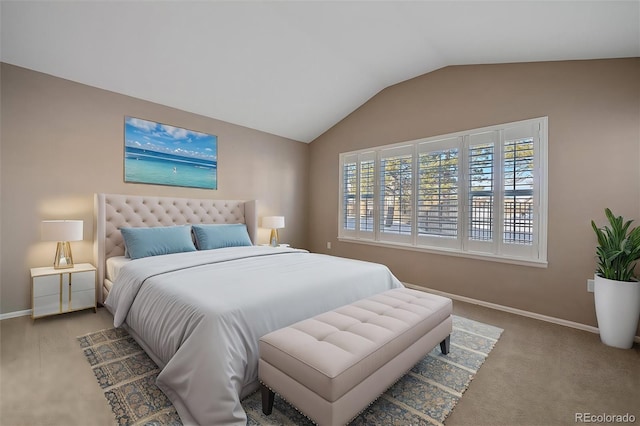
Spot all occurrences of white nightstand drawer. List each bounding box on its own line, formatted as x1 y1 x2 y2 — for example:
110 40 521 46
33 275 60 297
71 271 95 291
33 295 60 317
71 289 95 310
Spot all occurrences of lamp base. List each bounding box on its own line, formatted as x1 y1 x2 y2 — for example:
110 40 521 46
269 229 279 247
53 241 74 269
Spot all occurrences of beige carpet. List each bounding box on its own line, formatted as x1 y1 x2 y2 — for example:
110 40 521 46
2 303 638 426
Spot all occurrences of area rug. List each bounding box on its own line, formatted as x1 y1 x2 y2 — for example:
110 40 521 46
78 316 502 426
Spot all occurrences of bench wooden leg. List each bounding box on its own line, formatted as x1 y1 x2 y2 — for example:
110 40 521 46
261 383 275 415
440 335 450 355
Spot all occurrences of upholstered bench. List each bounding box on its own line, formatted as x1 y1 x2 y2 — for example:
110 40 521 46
258 287 453 425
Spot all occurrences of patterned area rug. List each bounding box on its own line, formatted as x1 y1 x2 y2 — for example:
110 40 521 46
78 316 502 426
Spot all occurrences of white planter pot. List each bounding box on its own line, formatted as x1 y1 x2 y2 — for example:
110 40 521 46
594 275 640 349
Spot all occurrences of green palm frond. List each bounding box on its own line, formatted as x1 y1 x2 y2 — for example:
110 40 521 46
591 208 640 282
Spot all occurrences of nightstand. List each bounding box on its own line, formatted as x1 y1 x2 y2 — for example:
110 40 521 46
30 263 97 319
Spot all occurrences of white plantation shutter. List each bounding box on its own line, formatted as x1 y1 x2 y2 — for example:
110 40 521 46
417 137 461 249
360 157 375 234
339 151 375 240
501 123 541 259
379 145 413 244
340 154 357 236
465 131 497 254
338 117 547 266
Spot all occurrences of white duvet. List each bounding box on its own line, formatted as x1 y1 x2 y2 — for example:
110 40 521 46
105 246 403 425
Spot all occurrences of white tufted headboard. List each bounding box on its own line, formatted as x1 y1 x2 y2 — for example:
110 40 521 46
93 193 257 303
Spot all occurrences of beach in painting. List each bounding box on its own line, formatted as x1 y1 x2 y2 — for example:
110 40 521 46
124 117 217 189
125 146 217 189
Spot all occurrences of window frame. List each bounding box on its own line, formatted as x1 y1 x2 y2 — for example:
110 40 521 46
338 117 548 267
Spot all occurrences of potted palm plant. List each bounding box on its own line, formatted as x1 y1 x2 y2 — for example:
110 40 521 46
591 208 640 349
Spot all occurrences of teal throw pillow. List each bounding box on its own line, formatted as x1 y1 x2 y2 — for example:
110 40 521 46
192 224 253 250
120 225 196 259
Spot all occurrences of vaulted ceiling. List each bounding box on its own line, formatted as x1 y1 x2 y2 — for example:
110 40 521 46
2 1 638 142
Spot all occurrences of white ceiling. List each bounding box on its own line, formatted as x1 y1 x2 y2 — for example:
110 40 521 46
2 1 639 143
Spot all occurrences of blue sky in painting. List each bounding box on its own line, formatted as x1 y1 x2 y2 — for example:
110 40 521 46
125 116 217 162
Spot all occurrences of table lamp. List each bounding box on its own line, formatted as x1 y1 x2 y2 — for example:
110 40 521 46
262 216 285 247
41 220 84 269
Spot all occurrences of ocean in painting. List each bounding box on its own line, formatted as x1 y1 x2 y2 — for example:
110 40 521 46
125 146 217 189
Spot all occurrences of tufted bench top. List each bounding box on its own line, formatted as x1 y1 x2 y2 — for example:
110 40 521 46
259 287 452 403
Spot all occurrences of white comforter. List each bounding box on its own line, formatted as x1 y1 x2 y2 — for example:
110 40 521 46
105 246 403 425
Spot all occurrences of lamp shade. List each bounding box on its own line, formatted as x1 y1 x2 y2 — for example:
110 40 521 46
262 216 285 229
41 220 84 242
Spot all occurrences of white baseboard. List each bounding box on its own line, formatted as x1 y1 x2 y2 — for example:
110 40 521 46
0 309 32 320
403 282 640 344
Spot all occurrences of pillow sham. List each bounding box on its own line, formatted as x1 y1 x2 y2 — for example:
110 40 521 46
192 223 253 250
120 225 196 259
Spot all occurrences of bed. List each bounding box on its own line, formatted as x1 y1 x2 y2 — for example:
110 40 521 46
94 193 403 425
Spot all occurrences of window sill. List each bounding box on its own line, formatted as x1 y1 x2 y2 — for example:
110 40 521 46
337 237 548 268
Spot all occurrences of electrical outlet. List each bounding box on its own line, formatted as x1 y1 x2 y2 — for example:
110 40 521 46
327 242 332 250
587 279 594 293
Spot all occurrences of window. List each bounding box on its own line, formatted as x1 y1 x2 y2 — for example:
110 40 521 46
338 117 548 266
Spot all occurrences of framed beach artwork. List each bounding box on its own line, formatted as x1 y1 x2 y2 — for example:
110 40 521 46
124 116 217 189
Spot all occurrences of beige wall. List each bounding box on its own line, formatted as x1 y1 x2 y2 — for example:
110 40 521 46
2 59 639 335
0 63 309 315
308 58 640 334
